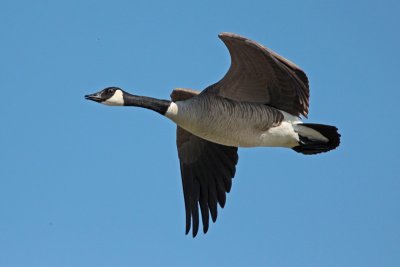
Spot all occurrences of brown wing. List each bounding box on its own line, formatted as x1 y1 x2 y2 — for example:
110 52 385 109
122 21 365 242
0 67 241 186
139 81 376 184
204 32 309 117
170 88 201 101
177 127 238 237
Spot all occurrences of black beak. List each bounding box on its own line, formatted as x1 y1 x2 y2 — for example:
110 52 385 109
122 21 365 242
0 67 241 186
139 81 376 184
85 92 103 102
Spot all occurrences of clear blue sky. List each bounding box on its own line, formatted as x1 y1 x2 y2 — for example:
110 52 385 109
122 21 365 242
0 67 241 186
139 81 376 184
1 0 399 266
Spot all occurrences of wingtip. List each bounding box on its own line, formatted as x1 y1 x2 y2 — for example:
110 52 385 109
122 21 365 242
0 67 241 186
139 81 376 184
192 229 198 238
186 221 209 237
211 213 217 223
203 224 209 234
218 32 233 38
185 217 191 235
218 32 247 41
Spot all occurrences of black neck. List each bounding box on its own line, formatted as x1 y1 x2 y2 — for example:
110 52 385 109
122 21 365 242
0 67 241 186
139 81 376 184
123 93 171 115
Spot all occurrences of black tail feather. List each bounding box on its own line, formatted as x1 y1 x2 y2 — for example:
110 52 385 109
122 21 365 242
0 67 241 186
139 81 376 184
292 123 340 155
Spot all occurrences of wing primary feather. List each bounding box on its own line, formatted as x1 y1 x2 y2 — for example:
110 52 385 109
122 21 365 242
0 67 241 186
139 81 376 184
209 145 234 179
180 164 192 235
199 147 220 223
210 146 236 192
215 177 227 208
199 201 209 234
193 163 210 234
204 147 228 207
191 178 200 237
208 185 218 222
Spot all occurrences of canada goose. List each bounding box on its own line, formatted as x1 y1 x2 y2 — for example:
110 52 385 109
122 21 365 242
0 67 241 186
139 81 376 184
85 32 340 237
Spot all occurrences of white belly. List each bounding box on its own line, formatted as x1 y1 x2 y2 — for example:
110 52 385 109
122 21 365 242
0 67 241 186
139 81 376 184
165 100 300 148
192 120 299 148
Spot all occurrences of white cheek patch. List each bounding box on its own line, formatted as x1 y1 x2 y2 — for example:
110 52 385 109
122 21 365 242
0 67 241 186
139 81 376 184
103 90 124 106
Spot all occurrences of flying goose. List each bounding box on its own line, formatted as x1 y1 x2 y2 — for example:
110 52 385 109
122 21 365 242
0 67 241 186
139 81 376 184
85 32 340 237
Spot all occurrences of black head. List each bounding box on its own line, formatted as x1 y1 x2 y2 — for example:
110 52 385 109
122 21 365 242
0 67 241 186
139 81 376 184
84 87 125 106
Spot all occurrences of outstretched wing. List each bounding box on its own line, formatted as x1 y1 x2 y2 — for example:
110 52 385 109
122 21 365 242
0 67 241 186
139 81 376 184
204 32 310 117
177 127 238 237
171 88 239 237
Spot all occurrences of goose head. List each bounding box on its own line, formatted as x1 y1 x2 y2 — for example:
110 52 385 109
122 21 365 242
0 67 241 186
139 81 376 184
85 87 125 106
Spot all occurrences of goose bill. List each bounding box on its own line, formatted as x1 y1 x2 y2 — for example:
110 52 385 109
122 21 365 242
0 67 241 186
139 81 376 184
85 93 103 102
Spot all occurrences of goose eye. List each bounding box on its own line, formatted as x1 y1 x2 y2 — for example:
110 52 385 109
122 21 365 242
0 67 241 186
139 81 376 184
108 88 115 94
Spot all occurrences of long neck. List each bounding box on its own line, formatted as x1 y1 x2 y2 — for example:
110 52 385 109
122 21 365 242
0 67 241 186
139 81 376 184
123 93 171 115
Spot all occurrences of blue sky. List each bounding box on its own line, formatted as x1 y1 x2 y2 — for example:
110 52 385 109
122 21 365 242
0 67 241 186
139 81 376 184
1 0 399 266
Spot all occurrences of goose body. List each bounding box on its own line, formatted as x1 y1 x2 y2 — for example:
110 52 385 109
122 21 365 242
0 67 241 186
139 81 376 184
166 93 300 148
85 33 341 237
